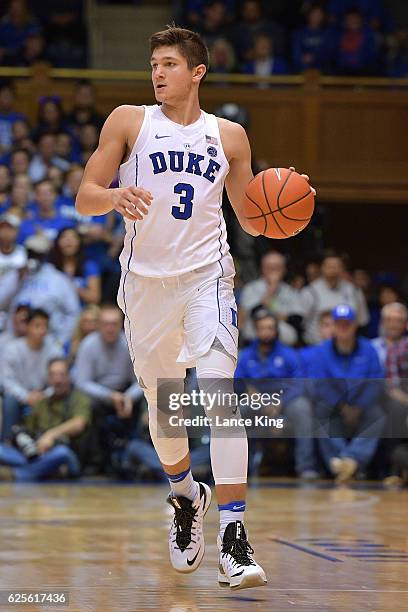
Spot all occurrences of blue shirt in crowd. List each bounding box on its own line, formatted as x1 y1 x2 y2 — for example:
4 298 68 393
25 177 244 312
235 339 303 403
307 338 384 409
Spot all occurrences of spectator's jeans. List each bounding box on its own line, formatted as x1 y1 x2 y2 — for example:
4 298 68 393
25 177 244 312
315 402 385 470
1 396 26 441
0 443 81 482
123 438 211 480
283 396 317 474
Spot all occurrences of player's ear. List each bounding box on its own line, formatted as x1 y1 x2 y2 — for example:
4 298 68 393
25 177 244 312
192 64 206 84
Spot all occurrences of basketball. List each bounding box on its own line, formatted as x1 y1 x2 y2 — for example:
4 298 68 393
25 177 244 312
243 168 315 239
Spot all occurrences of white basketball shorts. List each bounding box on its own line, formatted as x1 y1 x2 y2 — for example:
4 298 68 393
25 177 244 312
117 253 238 389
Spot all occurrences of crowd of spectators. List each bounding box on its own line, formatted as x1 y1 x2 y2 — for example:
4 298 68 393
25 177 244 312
178 0 408 78
1 1 408 78
0 77 407 488
0 0 87 68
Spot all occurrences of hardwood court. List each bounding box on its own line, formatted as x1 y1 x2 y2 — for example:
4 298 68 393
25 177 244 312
0 481 407 611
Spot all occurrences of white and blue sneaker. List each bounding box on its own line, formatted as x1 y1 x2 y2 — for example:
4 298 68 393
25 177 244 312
167 482 211 573
217 521 267 590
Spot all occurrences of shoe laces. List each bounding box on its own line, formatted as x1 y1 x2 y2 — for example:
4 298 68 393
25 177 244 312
172 504 198 551
222 537 255 567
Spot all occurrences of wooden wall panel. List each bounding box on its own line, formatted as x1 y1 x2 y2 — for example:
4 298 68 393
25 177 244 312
8 71 408 203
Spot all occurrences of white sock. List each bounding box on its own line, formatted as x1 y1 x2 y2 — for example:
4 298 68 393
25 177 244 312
166 467 199 501
218 500 246 538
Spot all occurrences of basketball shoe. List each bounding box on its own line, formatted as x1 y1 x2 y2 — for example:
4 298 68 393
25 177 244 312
217 521 267 590
167 482 211 573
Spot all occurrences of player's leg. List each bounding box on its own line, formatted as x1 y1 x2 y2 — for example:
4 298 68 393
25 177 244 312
118 271 210 572
196 344 267 590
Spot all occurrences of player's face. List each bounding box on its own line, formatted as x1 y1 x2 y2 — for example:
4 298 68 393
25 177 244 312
150 46 195 103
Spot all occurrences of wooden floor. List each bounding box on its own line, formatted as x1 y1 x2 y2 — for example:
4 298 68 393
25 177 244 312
0 480 407 611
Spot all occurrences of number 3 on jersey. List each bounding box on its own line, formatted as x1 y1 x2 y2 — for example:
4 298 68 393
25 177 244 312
172 183 194 220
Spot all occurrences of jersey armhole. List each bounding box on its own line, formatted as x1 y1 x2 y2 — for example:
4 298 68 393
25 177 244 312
119 105 150 170
205 112 230 172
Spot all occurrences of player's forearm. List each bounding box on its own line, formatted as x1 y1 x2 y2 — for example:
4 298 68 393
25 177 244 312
236 214 260 237
76 183 114 216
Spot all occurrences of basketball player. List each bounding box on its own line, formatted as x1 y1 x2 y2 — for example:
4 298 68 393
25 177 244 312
76 26 312 590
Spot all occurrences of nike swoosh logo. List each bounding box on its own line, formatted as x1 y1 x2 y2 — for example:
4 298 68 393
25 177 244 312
231 569 245 577
232 505 245 511
155 134 170 139
187 549 201 566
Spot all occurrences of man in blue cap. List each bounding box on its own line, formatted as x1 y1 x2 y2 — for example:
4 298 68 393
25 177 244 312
308 304 385 483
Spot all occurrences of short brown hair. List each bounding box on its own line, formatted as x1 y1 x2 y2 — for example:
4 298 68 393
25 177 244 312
150 26 209 81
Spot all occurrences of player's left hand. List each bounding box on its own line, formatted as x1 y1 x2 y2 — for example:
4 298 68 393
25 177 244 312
289 166 316 196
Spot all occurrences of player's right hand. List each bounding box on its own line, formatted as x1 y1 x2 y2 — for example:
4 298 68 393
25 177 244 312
111 186 153 221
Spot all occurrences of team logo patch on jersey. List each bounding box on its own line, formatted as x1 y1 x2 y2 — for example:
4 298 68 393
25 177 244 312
207 146 217 157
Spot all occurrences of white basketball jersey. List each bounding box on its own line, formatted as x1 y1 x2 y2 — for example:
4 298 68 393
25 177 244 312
119 105 232 277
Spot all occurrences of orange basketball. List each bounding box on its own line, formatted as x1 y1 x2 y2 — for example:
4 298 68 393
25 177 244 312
243 167 315 239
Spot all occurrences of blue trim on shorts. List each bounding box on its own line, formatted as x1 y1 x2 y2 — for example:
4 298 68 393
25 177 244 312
122 154 139 364
216 277 237 346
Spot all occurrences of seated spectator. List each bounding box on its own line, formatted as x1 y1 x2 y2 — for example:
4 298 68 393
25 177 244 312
385 332 408 456
10 118 34 153
9 148 31 176
388 28 408 77
308 304 385 483
73 305 143 472
18 179 74 244
0 81 27 156
209 38 237 76
235 307 318 479
13 30 48 66
292 4 333 72
47 165 65 194
332 8 378 75
0 164 11 207
0 234 80 345
0 300 28 355
28 133 70 183
41 0 87 68
239 250 303 345
66 303 100 367
66 80 104 137
32 96 69 141
305 260 321 284
0 0 41 66
0 358 89 482
55 131 81 165
79 123 99 165
301 253 369 345
372 302 407 368
242 33 288 78
0 304 30 382
48 227 101 306
182 0 236 29
197 0 229 48
327 0 391 32
1 308 63 441
0 212 26 277
298 309 335 376
229 0 286 62
3 173 33 218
